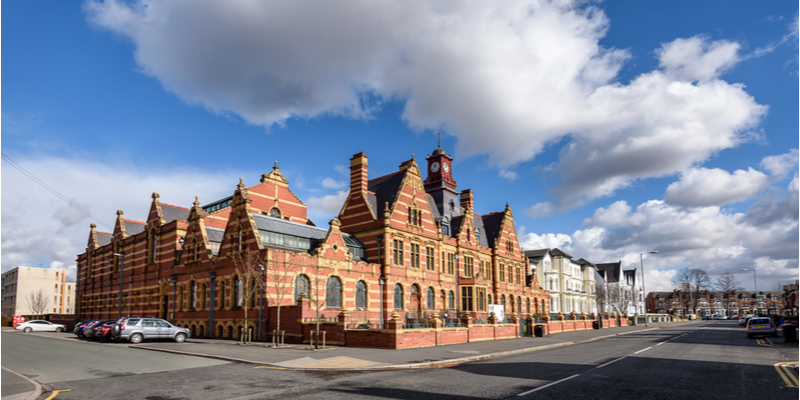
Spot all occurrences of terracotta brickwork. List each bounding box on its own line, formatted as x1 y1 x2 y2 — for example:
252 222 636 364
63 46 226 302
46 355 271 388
75 147 551 348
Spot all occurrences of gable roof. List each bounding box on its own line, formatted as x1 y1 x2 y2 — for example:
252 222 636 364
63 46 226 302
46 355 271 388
481 212 505 246
524 248 550 259
550 248 573 259
366 171 405 214
96 232 113 247
596 262 621 283
161 203 191 222
123 220 146 237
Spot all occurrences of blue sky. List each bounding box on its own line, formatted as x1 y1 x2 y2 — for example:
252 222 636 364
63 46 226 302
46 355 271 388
2 1 797 293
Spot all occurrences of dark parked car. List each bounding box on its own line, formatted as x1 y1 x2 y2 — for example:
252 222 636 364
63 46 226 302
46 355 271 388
74 320 95 337
92 321 116 341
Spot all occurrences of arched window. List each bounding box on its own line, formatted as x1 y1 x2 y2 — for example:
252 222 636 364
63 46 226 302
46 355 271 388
355 281 367 309
192 239 198 262
269 207 281 218
190 281 197 309
517 296 522 314
326 277 342 308
295 275 310 302
448 291 455 310
234 276 242 308
149 230 158 264
488 294 493 305
526 298 530 314
478 292 484 311
500 295 506 310
393 284 404 309
426 287 435 310
249 278 257 309
475 227 481 244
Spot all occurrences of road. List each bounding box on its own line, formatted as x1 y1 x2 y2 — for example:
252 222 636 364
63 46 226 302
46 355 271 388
2 321 797 399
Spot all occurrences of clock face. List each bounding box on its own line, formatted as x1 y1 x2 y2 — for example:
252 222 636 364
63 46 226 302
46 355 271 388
431 162 440 172
443 162 450 173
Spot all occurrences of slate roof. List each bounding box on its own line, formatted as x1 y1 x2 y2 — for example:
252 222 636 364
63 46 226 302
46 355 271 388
623 269 637 286
481 212 505 247
96 232 112 247
366 171 405 215
161 203 191 222
206 227 225 243
251 214 365 249
448 213 490 246
575 258 595 267
524 248 550 259
596 262 621 283
550 248 573 259
426 194 441 221
123 220 146 237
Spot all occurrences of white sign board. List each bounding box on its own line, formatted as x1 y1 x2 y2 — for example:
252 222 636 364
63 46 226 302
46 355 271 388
488 304 505 322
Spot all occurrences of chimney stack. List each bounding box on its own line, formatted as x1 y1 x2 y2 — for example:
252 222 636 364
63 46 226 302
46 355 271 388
350 152 369 193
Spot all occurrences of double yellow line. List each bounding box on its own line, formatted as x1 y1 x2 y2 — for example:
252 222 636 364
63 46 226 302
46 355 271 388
774 362 798 388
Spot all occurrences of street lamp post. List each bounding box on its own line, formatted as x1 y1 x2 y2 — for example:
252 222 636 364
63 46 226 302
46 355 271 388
639 251 657 327
742 268 758 315
169 277 178 323
454 253 460 318
258 264 265 342
376 235 385 329
208 271 216 338
112 252 125 320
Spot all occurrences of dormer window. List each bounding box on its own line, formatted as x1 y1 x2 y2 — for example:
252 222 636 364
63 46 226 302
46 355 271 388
449 200 455 212
475 228 481 243
269 208 281 218
441 216 451 236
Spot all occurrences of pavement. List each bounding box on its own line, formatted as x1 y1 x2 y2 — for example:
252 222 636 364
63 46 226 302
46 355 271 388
132 322 686 370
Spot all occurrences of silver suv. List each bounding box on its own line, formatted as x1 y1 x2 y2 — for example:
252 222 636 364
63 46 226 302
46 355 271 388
112 317 190 344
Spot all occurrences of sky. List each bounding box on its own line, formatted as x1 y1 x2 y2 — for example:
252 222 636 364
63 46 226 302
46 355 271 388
2 1 798 294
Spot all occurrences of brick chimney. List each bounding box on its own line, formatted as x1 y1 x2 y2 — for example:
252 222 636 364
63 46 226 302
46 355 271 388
460 189 474 212
350 152 369 193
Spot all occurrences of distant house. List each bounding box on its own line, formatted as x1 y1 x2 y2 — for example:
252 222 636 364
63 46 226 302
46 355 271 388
1 266 76 316
595 261 643 315
525 248 597 315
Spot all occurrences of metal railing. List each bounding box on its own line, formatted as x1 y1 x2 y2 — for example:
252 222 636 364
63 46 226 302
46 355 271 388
402 321 432 329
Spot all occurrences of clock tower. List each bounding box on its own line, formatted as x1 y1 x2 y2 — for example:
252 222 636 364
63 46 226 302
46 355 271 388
424 143 461 219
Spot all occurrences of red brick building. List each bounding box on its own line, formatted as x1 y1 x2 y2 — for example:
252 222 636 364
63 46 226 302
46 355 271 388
76 146 550 347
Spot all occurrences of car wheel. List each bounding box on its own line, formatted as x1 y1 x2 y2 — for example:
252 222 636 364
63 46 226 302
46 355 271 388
55 327 63 333
174 333 187 343
129 333 143 344
23 327 32 333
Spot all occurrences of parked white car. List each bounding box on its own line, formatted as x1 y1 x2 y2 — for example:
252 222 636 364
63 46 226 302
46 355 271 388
15 320 66 333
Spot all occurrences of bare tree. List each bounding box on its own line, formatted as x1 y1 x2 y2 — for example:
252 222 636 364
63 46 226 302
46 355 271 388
672 267 712 314
595 282 607 313
606 285 635 315
224 249 266 344
264 251 298 347
304 261 337 349
715 272 744 293
26 288 50 318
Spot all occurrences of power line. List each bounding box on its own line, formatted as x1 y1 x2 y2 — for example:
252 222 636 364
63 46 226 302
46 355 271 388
1 153 114 231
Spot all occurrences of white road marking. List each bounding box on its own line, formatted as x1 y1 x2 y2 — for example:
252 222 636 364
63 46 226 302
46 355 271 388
517 374 581 396
633 347 652 354
596 357 626 369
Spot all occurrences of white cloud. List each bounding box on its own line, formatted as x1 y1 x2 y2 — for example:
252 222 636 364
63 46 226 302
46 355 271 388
305 190 348 223
759 149 798 177
664 167 770 207
657 37 740 82
321 177 346 190
1 154 237 281
499 169 519 181
522 188 798 292
85 1 767 214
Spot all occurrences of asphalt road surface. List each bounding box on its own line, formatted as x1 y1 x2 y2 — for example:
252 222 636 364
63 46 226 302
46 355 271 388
2 321 796 400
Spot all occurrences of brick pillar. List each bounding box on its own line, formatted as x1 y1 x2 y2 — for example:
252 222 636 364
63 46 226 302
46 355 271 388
387 311 403 331
460 189 474 213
